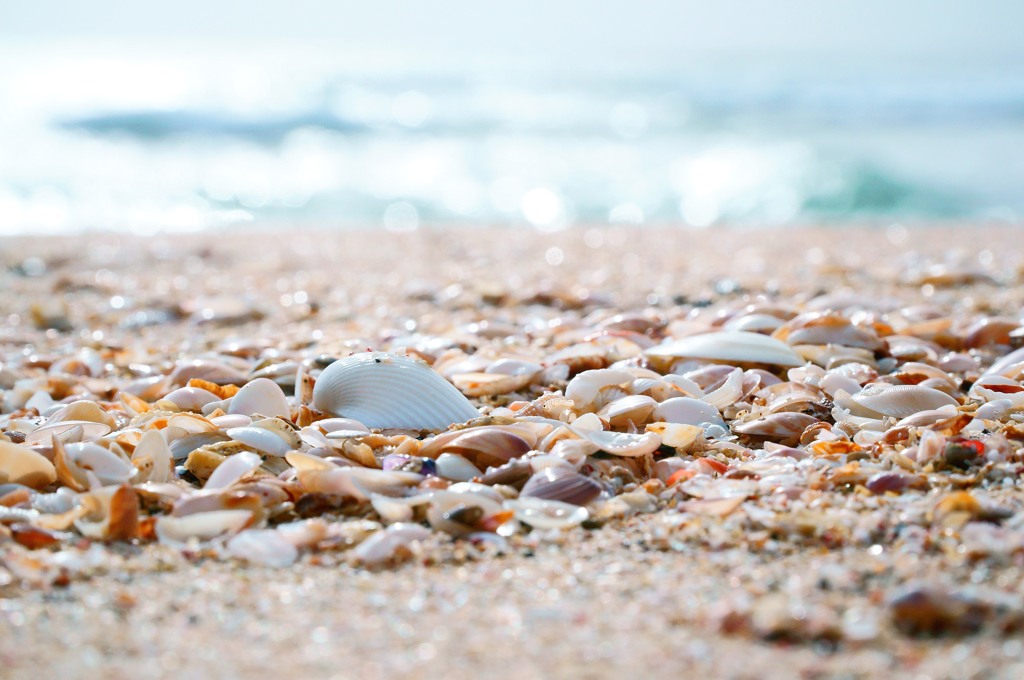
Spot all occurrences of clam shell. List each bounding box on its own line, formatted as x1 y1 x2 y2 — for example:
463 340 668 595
58 441 136 488
843 383 959 418
130 430 173 483
205 451 263 489
312 352 479 430
351 522 430 566
0 441 57 490
228 378 291 418
226 426 292 456
652 397 726 429
646 331 804 367
520 467 602 506
164 386 220 411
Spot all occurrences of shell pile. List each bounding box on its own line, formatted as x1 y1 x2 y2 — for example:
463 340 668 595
2 229 1024 641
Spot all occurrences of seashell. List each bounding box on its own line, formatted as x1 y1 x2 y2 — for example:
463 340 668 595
24 420 110 446
772 313 885 351
984 346 1024 378
451 372 534 397
225 529 299 567
700 367 744 410
963 317 1018 348
565 369 635 409
652 397 727 430
75 483 139 541
425 489 503 536
275 518 328 549
228 378 291 418
520 467 602 506
55 441 136 490
45 400 115 428
578 429 662 457
130 430 173 483
169 432 230 461
645 422 703 450
155 509 254 546
164 386 220 411
425 427 532 469
208 414 252 429
226 426 292 456
205 451 263 489
317 417 371 434
172 490 264 518
351 522 430 567
169 359 247 386
724 313 785 333
435 453 482 481
166 412 220 434
0 441 57 489
505 496 589 530
841 383 959 419
647 331 804 367
296 467 422 500
312 352 478 430
733 413 820 440
597 395 657 428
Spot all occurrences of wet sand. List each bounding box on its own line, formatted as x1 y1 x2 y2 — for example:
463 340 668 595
2 224 1024 679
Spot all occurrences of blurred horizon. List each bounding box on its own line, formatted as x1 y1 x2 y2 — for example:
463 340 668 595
2 1 1023 233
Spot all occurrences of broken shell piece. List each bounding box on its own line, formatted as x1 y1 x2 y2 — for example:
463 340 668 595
205 451 263 490
505 496 589 529
155 509 254 546
313 352 479 430
647 331 804 367
0 441 57 489
55 441 136 490
226 426 292 456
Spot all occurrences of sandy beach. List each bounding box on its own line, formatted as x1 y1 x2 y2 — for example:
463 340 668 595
2 224 1024 679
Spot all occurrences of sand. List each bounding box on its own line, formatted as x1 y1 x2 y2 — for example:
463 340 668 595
2 224 1024 679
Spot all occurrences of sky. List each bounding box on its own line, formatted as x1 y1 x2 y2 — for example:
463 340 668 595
3 0 1023 73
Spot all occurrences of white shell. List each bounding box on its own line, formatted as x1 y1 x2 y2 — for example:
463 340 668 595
504 496 589 529
164 386 220 411
156 509 253 546
351 522 430 566
228 378 291 418
226 426 292 456
653 397 727 429
205 451 263 489
647 331 804 367
63 442 136 486
225 529 299 567
841 383 959 418
312 352 479 430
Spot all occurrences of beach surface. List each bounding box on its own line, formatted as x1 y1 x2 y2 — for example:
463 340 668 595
2 225 1024 679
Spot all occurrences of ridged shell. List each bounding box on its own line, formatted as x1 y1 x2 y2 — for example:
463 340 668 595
844 383 959 418
646 331 804 367
312 352 479 430
521 467 602 506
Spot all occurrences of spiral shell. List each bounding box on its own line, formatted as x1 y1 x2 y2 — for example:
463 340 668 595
312 352 479 430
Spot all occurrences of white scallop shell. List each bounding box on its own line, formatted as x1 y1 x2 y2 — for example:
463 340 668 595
312 352 479 430
646 331 804 367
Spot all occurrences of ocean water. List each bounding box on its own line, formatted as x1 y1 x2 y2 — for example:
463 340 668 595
1 47 1022 234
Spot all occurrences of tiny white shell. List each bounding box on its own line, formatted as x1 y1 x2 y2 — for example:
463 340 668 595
312 352 479 430
647 331 804 367
351 522 430 566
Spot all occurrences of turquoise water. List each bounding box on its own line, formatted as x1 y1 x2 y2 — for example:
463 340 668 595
1 49 1022 233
